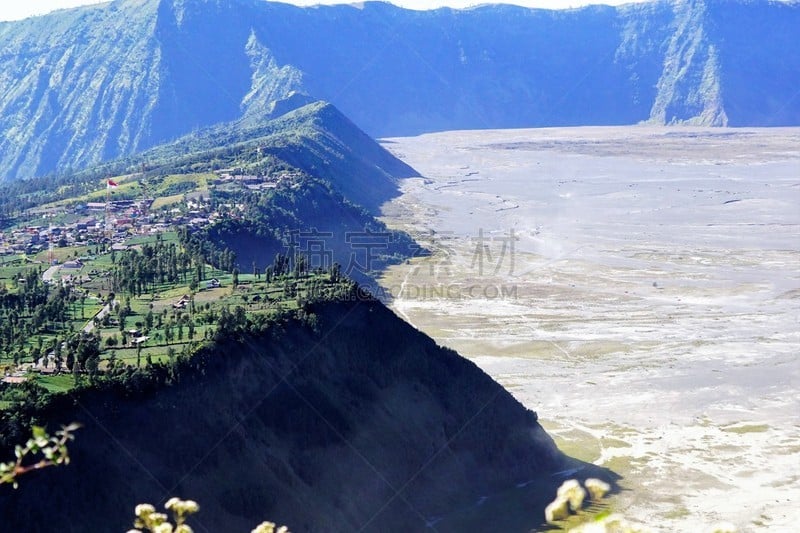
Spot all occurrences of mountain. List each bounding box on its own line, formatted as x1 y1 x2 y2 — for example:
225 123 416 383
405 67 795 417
0 298 612 532
0 98 419 292
1 0 798 180
0 99 416 217
123 99 418 213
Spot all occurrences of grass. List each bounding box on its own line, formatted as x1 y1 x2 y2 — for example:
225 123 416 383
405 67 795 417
35 374 75 393
158 173 212 193
600 454 646 474
0 254 25 265
40 177 143 209
0 255 38 283
32 244 99 264
126 231 179 246
148 174 212 210
151 194 184 210
540 422 603 463
33 170 214 212
108 347 174 366
74 300 104 321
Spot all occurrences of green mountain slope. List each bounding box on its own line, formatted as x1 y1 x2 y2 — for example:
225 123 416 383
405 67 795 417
0 99 416 221
135 100 418 213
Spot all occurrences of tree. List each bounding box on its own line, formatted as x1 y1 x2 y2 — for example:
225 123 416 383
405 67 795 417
54 339 63 372
85 354 99 383
72 359 81 387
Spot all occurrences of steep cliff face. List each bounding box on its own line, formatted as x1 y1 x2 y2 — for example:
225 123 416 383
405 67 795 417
646 0 727 126
1 0 798 180
0 300 594 532
0 0 163 178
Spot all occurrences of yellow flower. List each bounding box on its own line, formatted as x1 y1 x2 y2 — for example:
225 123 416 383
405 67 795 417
584 478 610 500
182 500 199 515
135 504 156 518
149 512 169 526
545 496 570 523
557 479 586 511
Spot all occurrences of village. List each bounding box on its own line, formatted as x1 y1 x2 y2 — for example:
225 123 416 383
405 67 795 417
0 168 301 259
0 166 333 392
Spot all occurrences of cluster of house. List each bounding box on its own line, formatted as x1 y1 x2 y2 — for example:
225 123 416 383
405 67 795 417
0 218 101 256
127 328 149 346
0 169 303 258
0 199 160 256
0 196 202 256
217 169 302 191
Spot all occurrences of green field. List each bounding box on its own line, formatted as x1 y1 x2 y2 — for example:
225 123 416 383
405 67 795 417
34 374 75 393
0 229 343 409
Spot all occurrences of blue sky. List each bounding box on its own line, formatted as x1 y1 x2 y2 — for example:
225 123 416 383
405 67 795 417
0 0 651 22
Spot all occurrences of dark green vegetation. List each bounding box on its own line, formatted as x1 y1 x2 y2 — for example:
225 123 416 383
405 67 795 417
200 177 417 288
0 299 616 532
1 0 799 179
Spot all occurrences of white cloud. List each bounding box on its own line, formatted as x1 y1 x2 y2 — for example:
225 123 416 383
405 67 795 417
0 0 104 22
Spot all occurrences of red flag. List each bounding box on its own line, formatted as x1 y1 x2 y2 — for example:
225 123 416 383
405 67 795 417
107 179 118 189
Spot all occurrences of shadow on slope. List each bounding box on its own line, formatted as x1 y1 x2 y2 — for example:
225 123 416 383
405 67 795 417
0 299 617 532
